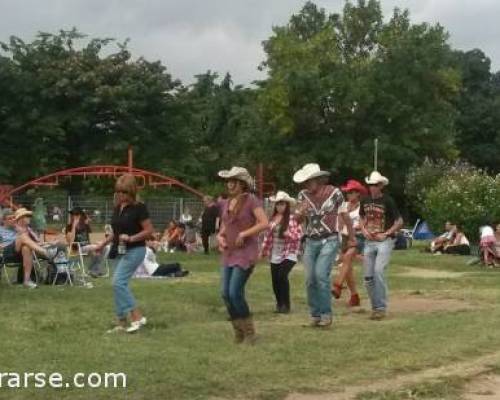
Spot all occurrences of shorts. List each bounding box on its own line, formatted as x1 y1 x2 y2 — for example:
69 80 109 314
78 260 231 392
341 234 365 254
2 242 22 263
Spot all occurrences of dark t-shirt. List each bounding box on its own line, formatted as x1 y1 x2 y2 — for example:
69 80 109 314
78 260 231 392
111 202 149 248
201 205 219 234
359 194 400 235
66 223 91 245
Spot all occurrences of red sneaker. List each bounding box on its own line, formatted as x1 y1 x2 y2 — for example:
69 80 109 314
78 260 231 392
348 293 360 307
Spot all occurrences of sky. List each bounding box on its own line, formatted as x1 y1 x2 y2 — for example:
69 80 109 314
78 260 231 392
1 0 499 85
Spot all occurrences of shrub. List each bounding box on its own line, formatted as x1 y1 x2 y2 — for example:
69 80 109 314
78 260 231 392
423 169 500 242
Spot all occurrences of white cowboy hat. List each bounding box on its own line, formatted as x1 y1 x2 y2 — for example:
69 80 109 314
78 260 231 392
365 171 389 186
269 191 296 205
14 207 33 220
218 166 254 187
293 163 330 184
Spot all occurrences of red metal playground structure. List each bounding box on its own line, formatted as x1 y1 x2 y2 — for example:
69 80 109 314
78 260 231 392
0 148 275 208
0 148 204 208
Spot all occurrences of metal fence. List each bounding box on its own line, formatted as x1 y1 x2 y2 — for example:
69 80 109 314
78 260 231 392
11 194 204 232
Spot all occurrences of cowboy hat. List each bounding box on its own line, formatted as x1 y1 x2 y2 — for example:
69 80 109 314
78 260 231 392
293 163 330 184
218 166 254 187
14 208 33 220
365 171 389 186
341 179 368 196
269 191 296 205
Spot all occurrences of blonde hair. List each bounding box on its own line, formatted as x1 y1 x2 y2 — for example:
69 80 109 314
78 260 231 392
115 174 138 201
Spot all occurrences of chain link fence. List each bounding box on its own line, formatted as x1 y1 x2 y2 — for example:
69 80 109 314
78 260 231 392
11 194 204 232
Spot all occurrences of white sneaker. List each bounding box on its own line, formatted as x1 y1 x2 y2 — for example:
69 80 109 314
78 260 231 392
126 317 147 333
106 326 126 334
23 280 38 289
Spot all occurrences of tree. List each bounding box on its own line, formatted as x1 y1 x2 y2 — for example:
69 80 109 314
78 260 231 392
258 1 461 200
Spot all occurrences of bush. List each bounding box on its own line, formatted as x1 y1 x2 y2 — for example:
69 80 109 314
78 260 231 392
405 159 472 216
424 169 500 242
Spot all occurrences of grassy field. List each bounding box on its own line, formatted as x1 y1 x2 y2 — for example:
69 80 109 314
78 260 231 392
1 244 500 400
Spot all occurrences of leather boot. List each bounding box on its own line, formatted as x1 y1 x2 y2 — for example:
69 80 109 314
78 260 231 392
242 316 257 345
231 319 245 344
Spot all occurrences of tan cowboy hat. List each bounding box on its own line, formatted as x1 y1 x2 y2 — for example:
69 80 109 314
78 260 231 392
269 191 296 205
365 171 389 186
293 163 330 184
218 166 254 187
14 207 33 220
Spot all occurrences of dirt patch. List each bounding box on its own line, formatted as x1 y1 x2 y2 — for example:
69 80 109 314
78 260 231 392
388 294 473 314
464 374 500 399
285 352 500 400
397 266 468 279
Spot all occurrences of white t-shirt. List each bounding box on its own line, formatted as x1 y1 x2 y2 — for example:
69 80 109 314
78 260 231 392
339 201 360 236
142 247 159 275
480 225 495 239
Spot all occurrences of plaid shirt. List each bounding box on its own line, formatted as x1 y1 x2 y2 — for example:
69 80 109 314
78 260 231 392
261 215 303 259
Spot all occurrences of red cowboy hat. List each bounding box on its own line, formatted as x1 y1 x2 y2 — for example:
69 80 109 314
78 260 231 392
341 179 368 196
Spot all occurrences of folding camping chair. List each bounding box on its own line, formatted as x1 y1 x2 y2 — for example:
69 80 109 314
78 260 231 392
1 247 42 285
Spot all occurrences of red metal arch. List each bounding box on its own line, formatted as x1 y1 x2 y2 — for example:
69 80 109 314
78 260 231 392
0 165 204 205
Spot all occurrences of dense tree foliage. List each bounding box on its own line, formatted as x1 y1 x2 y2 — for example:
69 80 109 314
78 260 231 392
0 2 499 202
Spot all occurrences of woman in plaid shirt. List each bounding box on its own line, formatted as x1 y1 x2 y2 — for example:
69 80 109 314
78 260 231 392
261 191 303 314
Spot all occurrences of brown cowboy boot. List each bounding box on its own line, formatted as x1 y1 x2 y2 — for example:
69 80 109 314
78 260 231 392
231 319 245 344
242 316 257 345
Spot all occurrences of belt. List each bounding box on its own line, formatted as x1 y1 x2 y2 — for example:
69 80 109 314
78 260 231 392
307 232 338 240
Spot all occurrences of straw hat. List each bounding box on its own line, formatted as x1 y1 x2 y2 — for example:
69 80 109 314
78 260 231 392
365 171 389 186
269 191 296 205
293 163 330 184
218 166 254 187
341 179 369 196
14 208 33 220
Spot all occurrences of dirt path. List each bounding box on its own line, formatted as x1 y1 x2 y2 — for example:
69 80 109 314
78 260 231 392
286 351 500 400
396 266 470 279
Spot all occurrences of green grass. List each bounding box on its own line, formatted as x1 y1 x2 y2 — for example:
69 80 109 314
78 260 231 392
1 244 500 399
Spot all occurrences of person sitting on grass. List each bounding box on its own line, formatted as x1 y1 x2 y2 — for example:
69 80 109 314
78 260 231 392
430 221 456 254
479 222 497 266
443 224 470 255
495 223 500 261
65 207 107 278
1 208 62 288
134 238 189 278
161 220 179 252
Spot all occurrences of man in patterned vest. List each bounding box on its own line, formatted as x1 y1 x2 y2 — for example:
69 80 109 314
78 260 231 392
294 164 355 327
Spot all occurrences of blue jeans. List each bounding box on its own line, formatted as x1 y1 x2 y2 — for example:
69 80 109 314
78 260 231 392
303 236 340 318
220 266 254 319
113 246 146 318
363 238 394 311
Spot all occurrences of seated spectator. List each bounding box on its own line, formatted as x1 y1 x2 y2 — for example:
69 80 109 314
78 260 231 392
134 239 189 278
184 222 198 253
65 207 107 278
161 220 178 252
495 223 500 260
172 223 187 252
443 224 470 255
1 208 62 288
479 223 497 266
430 221 456 253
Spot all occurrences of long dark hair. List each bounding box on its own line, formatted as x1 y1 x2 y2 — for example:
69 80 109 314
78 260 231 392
272 202 290 238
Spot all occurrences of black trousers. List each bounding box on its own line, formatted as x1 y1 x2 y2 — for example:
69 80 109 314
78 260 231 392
201 232 211 254
444 245 471 256
270 259 296 310
153 263 182 276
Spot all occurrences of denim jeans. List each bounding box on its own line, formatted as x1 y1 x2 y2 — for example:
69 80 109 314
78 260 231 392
363 238 394 311
303 236 340 318
220 266 254 319
113 246 146 318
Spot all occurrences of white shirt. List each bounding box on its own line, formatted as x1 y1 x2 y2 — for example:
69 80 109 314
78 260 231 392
480 225 495 239
141 247 159 275
339 201 360 236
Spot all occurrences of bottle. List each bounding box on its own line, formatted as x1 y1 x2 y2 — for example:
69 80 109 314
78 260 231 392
118 239 126 255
